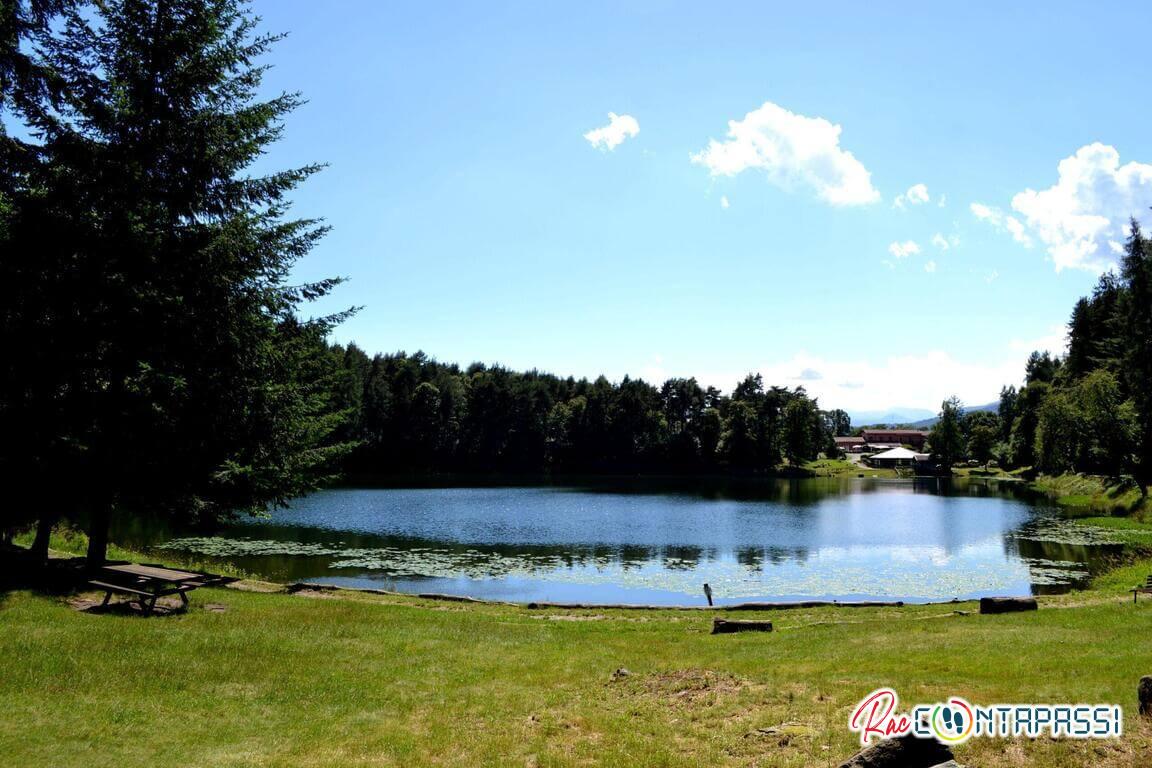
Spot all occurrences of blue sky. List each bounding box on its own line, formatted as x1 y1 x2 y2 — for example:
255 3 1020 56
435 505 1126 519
253 1 1152 412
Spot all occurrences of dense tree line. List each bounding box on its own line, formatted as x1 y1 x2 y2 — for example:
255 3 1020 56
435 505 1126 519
324 346 840 477
996 221 1152 488
1 0 351 564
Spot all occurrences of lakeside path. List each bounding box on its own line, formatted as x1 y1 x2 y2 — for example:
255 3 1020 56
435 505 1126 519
3 553 1152 767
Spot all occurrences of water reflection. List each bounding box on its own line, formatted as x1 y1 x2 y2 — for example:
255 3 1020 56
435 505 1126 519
123 477 1121 605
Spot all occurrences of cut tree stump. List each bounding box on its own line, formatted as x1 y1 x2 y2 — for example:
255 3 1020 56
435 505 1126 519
1139 676 1152 716
712 618 773 634
979 596 1037 614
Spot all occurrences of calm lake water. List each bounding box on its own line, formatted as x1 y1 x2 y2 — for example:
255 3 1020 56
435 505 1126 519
148 477 1118 605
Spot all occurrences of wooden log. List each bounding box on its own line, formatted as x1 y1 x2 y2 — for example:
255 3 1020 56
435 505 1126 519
416 592 484 603
712 618 773 634
979 596 1038 614
1139 675 1152 716
726 600 906 610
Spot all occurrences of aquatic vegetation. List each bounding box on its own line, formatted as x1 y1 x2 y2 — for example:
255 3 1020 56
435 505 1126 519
161 535 1049 600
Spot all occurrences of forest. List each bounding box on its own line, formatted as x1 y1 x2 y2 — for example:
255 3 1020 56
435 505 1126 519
323 346 846 477
994 221 1152 489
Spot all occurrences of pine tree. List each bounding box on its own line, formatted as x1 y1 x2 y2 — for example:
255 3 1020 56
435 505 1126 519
12 0 354 563
1121 220 1152 492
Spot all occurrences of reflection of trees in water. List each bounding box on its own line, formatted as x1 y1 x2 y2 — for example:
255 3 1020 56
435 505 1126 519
735 546 811 572
161 525 818 583
1002 517 1120 594
142 477 1077 590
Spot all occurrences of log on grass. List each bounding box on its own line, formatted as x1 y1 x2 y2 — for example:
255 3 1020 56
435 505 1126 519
711 618 773 634
979 596 1038 614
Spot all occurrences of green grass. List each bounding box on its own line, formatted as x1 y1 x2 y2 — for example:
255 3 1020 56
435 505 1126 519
1032 473 1148 517
802 458 899 478
3 543 1152 766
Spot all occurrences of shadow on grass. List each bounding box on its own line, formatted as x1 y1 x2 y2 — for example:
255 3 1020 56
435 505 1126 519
0 543 95 603
67 594 191 617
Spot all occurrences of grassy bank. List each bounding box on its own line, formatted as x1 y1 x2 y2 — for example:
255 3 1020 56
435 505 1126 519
1032 473 1148 517
801 458 899 478
3 540 1152 767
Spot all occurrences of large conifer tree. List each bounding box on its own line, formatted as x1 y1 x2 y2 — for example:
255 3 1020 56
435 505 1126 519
4 0 352 563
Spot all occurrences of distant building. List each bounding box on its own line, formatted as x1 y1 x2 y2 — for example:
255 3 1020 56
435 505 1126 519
865 447 931 468
833 436 865 452
860 429 930 450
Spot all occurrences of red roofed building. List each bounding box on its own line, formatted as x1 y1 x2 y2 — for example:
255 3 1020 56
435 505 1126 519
859 429 930 450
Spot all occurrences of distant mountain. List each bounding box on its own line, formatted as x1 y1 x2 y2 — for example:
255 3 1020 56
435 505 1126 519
906 402 999 429
845 407 936 426
846 402 998 429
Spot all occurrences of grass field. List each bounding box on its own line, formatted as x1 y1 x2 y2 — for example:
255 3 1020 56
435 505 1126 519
1033 474 1148 517
3 545 1152 767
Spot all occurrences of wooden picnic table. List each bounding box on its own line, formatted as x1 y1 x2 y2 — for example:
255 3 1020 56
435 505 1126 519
102 563 203 583
89 563 225 615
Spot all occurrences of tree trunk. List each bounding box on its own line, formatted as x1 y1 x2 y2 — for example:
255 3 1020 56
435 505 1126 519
30 515 55 561
86 504 112 568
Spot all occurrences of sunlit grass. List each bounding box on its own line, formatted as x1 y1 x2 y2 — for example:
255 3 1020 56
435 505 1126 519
3 544 1152 766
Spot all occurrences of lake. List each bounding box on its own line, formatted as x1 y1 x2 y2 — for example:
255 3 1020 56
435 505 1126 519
149 477 1118 606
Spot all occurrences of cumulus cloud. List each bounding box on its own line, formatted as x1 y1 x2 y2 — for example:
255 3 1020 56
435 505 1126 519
888 240 920 259
1009 324 1068 357
1007 143 1152 272
584 112 639 151
970 202 1033 247
924 260 937 273
720 195 730 209
746 351 1024 412
930 232 952 251
893 183 930 209
691 101 879 206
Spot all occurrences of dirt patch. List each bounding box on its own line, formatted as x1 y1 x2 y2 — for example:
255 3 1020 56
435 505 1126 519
290 588 342 600
226 579 283 593
613 669 751 707
532 614 606 621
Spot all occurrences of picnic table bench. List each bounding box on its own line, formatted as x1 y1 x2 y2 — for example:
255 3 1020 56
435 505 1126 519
88 563 233 615
1133 575 1152 603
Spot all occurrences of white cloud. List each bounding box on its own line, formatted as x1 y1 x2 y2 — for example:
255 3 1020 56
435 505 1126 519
931 232 950 251
893 183 930 209
691 101 879 206
638 354 666 385
924 260 937 273
1008 143 1152 272
938 193 947 208
720 195 730 209
743 351 1024 412
1009 324 1068 357
627 348 1033 412
584 112 639 151
985 269 999 284
888 240 921 259
970 202 1033 247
